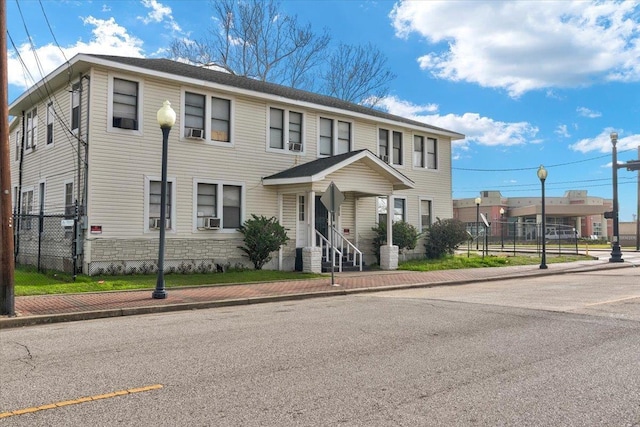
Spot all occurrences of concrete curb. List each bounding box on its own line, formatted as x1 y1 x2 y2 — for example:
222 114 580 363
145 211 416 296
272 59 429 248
0 262 634 329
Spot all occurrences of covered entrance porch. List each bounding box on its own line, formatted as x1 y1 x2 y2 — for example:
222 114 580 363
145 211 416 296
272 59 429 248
262 150 414 273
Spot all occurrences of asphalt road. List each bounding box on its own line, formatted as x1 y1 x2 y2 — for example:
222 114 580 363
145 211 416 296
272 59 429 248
1 267 639 426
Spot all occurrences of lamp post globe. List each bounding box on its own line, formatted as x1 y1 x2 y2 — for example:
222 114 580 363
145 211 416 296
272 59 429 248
475 197 481 250
153 100 176 299
609 131 624 262
537 165 548 269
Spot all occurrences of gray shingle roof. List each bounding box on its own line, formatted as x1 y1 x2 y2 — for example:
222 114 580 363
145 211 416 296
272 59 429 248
264 150 368 180
85 54 464 137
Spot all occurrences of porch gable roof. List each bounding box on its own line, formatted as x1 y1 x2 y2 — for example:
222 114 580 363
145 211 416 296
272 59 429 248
262 149 414 190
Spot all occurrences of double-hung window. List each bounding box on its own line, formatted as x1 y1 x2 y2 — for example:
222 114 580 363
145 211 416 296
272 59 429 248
194 181 243 230
112 78 139 130
184 92 205 138
211 97 231 142
319 117 351 156
21 189 33 230
25 108 37 151
392 131 403 166
413 135 424 168
413 135 437 170
420 199 432 232
427 137 437 169
183 91 231 143
64 182 74 218
269 108 303 152
379 129 389 163
71 82 81 132
47 102 54 145
377 197 406 224
14 130 20 161
147 179 175 231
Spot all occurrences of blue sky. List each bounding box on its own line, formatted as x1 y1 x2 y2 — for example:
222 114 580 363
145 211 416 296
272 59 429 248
7 0 640 220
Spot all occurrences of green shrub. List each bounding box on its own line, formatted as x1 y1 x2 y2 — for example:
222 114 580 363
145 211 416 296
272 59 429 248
371 221 420 264
238 214 289 270
424 218 470 259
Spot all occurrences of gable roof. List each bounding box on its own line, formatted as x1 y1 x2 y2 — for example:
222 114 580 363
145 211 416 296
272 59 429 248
262 149 414 190
9 54 464 140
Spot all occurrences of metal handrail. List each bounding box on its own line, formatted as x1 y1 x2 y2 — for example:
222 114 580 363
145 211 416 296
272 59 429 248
315 227 363 272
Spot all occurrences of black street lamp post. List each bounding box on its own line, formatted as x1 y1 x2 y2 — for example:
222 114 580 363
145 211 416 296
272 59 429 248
475 197 481 250
500 207 505 250
153 100 176 299
538 165 548 270
609 132 624 263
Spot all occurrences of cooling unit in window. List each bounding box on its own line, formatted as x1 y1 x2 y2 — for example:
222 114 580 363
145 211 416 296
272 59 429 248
204 217 221 229
379 154 389 163
150 217 170 230
186 128 205 139
288 142 302 152
113 117 138 130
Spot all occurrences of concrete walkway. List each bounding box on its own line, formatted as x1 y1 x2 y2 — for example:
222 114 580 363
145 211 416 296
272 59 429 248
0 257 633 329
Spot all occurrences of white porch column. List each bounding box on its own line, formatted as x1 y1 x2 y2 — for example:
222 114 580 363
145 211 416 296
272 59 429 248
601 214 608 239
278 192 283 271
308 190 316 247
381 194 398 270
387 194 394 246
575 216 582 237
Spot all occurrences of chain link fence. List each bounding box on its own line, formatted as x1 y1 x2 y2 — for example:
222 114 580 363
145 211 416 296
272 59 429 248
13 212 76 283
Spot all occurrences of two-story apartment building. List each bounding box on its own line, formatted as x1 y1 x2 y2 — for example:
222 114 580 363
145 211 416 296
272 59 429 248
9 54 464 275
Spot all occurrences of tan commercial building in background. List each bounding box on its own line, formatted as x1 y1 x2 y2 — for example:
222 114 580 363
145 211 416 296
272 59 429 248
453 190 613 243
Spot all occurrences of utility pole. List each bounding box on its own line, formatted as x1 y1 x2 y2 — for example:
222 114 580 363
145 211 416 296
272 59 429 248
0 0 16 316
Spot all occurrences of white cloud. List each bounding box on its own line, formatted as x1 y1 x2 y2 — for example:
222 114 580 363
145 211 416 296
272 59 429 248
379 96 538 149
390 1 640 97
555 124 570 138
569 129 640 153
138 0 181 32
8 17 144 90
576 106 602 118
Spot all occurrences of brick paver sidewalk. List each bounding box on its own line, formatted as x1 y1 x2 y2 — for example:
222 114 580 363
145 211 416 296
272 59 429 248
2 258 625 327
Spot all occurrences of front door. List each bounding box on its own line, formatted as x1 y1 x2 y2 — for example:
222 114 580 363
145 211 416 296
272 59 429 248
315 195 329 240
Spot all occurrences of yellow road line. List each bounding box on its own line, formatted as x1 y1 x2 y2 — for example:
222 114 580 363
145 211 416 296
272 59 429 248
0 384 163 419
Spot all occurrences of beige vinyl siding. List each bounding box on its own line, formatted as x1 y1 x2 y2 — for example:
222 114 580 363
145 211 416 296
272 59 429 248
280 194 297 269
10 82 86 215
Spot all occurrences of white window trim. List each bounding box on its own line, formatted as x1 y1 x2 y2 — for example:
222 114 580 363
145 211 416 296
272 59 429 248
378 127 405 168
144 176 177 233
46 101 55 146
192 178 245 233
107 73 144 136
24 107 37 154
21 186 34 213
14 129 20 162
418 196 434 232
266 105 305 155
317 116 353 157
38 179 46 214
412 134 439 172
180 88 235 148
376 196 407 224
63 178 75 216
70 81 81 135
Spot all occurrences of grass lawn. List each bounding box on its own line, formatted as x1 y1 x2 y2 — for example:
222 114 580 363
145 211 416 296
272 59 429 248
399 254 593 271
15 253 595 296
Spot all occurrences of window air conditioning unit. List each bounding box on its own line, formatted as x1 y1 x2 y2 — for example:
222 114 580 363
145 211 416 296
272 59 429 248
288 141 302 152
205 217 221 229
113 117 138 130
186 128 205 139
150 217 170 229
379 154 389 163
